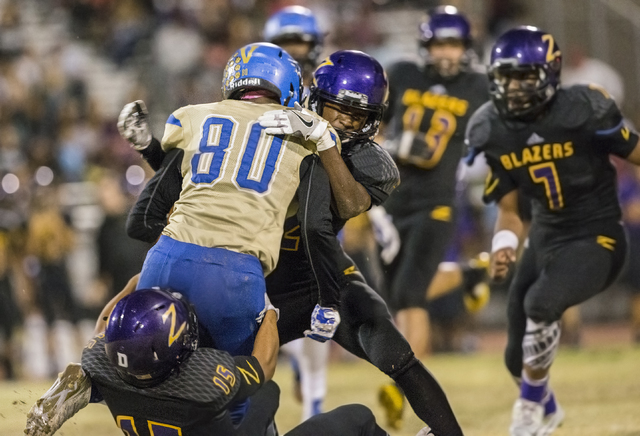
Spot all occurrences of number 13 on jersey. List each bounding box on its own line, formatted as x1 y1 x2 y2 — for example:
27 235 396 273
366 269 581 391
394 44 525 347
191 116 284 195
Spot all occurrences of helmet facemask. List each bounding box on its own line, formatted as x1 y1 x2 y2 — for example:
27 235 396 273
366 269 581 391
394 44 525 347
309 87 384 144
489 60 560 120
420 38 471 78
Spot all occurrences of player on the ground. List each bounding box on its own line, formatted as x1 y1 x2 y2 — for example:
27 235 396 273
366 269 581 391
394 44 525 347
371 5 489 428
466 26 640 436
263 5 330 420
131 42 341 359
24 288 403 436
124 50 463 436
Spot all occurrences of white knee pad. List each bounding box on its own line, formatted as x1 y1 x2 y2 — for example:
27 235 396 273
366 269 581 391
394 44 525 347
522 318 560 370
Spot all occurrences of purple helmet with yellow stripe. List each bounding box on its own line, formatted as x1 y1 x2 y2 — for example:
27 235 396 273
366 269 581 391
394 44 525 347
105 288 198 387
309 50 388 143
489 26 562 118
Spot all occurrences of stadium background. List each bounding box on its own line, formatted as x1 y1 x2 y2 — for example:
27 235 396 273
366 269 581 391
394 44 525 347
0 0 639 434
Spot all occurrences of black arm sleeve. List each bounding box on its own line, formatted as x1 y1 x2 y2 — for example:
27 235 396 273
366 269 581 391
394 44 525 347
297 155 343 309
138 137 166 171
347 142 400 207
232 355 265 403
126 148 183 243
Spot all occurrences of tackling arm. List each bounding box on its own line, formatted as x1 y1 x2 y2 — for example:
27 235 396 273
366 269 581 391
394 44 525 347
251 309 279 381
317 147 371 219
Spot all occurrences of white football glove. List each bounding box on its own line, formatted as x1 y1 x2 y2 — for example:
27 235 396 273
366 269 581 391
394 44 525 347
367 205 401 265
117 100 152 150
304 304 341 343
258 102 335 151
24 363 92 436
256 292 280 324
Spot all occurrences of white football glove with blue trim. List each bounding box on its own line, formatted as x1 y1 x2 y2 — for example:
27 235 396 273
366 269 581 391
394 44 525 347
304 304 341 342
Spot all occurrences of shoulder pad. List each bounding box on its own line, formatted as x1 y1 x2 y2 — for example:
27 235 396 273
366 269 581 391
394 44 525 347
128 348 240 406
346 141 400 203
557 85 616 128
465 101 495 152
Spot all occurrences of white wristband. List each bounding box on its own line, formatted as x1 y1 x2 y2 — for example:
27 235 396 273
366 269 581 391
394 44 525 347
315 126 337 152
491 230 519 253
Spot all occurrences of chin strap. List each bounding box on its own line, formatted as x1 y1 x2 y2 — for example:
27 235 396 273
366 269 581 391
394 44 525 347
25 363 92 436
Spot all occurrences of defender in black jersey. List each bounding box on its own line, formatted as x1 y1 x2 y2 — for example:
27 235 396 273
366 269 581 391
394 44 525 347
377 6 489 362
466 26 640 436
123 50 462 436
25 288 392 436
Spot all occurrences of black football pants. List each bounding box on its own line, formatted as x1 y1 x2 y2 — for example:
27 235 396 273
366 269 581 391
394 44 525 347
504 221 627 378
270 271 463 435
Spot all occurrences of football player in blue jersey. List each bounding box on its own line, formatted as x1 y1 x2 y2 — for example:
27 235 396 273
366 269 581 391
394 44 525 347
129 42 341 360
263 5 324 87
467 26 640 435
123 50 462 435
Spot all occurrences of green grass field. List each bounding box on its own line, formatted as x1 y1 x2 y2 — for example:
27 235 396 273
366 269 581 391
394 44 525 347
2 342 640 436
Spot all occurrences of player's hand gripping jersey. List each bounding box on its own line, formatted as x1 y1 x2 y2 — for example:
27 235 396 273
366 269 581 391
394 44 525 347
160 99 337 275
82 335 267 435
467 85 639 226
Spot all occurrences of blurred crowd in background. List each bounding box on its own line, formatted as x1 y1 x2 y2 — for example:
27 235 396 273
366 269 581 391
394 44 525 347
1 0 639 381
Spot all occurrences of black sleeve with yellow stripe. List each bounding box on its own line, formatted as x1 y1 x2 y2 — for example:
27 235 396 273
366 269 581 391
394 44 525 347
231 355 265 403
465 102 517 204
583 85 640 158
482 154 518 205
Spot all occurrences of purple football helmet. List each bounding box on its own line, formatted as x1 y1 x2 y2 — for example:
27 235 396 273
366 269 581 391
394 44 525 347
309 50 388 143
419 5 471 47
418 6 473 77
489 26 562 119
105 288 198 387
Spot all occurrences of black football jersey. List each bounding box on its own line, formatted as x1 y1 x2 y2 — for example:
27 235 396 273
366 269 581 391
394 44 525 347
82 335 265 436
467 85 639 227
383 61 489 214
267 139 400 296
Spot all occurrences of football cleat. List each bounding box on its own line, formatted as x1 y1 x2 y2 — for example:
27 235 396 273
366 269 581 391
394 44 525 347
538 403 564 436
24 363 92 436
378 383 404 430
509 398 545 436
